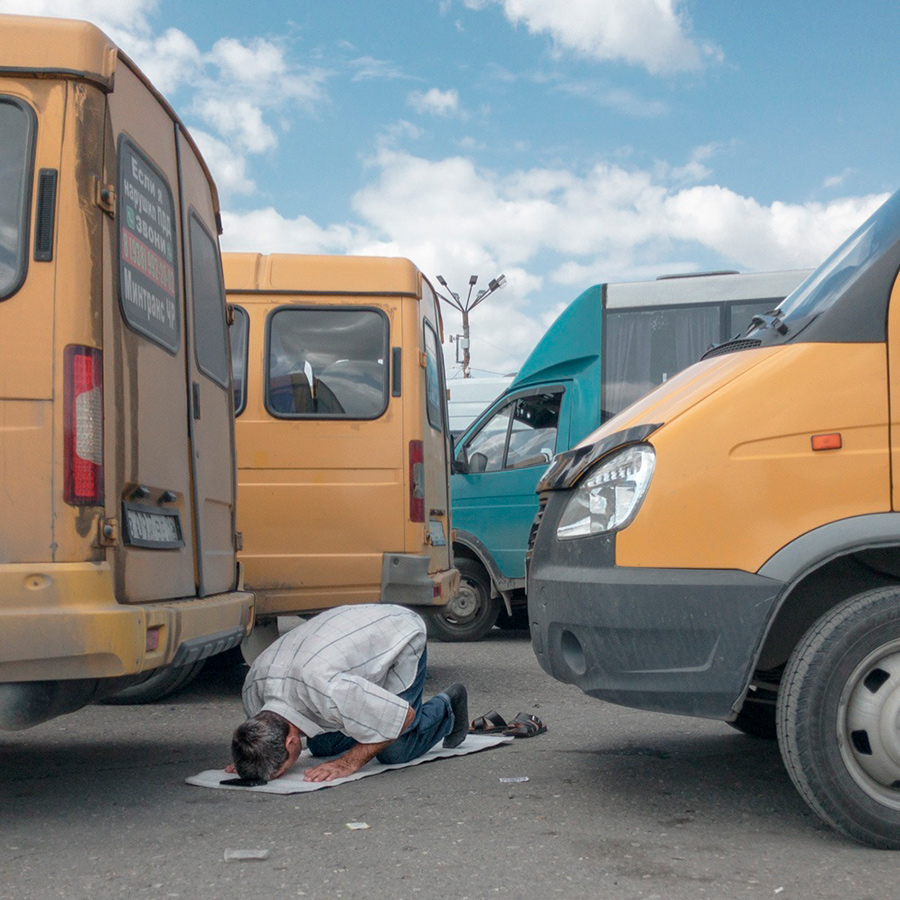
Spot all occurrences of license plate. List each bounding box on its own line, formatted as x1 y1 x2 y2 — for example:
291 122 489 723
428 520 446 546
122 502 184 549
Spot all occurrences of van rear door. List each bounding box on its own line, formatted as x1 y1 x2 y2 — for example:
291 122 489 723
177 131 237 596
419 282 453 573
104 62 221 601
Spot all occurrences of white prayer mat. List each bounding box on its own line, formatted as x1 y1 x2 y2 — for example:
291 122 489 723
186 733 513 794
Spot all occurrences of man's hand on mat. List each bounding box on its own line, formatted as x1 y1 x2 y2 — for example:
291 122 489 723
303 741 388 782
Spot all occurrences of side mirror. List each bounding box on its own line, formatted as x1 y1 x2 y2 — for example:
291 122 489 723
452 441 469 474
469 451 488 473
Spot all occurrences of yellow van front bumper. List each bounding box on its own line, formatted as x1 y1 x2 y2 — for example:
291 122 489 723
0 562 254 682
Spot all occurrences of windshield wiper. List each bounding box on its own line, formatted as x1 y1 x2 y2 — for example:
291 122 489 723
749 312 788 335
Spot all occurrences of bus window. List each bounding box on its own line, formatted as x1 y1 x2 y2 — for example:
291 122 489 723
0 99 35 300
230 306 248 415
266 307 389 419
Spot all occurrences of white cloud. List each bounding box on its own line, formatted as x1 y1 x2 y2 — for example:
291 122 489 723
222 146 884 375
349 56 407 81
408 87 463 117
195 98 277 154
481 0 721 74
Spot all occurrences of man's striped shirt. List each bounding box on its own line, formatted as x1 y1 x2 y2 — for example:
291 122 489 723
242 604 426 744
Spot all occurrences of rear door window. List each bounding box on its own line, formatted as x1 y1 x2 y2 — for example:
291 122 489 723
230 306 248 415
117 137 180 352
188 212 229 388
424 321 444 431
266 306 389 419
0 98 35 300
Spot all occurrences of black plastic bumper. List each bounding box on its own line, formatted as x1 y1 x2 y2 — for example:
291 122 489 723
527 492 785 719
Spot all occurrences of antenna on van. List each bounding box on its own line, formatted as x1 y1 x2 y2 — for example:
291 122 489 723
436 273 507 378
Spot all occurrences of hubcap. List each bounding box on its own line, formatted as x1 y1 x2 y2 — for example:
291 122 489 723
443 580 481 623
839 640 900 809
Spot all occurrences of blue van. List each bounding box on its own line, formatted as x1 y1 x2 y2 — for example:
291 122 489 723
427 270 811 640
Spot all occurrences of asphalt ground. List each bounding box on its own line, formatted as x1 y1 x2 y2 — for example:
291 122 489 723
1 625 897 900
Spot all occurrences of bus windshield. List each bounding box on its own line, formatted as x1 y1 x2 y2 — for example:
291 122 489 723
759 189 900 338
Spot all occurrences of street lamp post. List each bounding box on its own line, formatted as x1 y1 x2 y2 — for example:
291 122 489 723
436 273 506 378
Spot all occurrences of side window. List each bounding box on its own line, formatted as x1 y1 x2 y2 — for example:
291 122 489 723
0 98 35 300
424 321 444 432
602 305 719 418
266 306 389 419
463 403 512 473
188 213 229 388
505 392 562 469
230 306 248 415
117 137 180 352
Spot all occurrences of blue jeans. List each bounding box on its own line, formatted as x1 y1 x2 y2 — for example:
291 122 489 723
306 648 453 764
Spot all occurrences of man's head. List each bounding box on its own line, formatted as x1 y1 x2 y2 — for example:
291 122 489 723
231 710 303 780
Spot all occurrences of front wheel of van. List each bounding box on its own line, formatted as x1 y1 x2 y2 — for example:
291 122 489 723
777 587 900 849
99 659 207 705
425 558 501 642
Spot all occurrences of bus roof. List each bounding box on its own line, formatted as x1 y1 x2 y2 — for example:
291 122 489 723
223 253 422 298
605 269 812 310
0 14 118 90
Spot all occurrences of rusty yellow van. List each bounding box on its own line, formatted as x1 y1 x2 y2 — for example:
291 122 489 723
528 190 900 847
225 253 458 634
0 15 254 728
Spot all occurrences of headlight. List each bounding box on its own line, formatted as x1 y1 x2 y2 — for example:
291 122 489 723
556 444 655 540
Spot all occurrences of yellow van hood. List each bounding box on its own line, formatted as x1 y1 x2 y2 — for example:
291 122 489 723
588 348 780 447
539 349 780 491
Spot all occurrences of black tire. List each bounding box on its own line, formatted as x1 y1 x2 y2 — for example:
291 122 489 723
99 659 207 705
425 557 501 642
777 587 900 849
728 699 777 739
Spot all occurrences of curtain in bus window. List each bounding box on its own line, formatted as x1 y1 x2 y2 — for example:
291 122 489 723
604 307 718 418
230 306 248 413
603 310 654 418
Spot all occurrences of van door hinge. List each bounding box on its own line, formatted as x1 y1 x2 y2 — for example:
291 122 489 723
94 178 116 217
234 531 243 551
99 517 119 546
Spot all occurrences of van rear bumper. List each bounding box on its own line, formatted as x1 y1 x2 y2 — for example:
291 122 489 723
0 562 254 682
380 554 459 607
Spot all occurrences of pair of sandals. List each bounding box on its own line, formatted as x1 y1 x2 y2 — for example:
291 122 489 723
469 709 547 738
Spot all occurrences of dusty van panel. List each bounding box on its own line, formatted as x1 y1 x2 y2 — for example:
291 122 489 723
0 15 252 728
225 252 458 623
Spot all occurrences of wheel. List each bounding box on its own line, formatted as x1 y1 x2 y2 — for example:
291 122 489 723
99 659 207 705
728 698 777 739
425 557 501 642
777 587 900 848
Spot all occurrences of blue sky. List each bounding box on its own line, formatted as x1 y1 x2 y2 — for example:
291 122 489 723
6 0 897 377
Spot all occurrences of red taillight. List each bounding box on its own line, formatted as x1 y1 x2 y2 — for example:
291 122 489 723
64 345 104 506
409 440 424 523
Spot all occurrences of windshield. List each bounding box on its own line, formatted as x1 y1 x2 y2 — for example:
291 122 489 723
0 99 35 299
752 189 900 339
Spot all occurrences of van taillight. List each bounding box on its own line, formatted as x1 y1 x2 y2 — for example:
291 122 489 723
64 345 104 506
409 440 425 523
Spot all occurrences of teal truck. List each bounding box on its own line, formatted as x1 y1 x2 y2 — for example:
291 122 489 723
427 269 811 641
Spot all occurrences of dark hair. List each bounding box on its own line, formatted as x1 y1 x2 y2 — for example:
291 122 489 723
231 711 291 780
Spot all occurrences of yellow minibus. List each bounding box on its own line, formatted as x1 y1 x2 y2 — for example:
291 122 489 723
225 253 458 641
0 15 254 727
